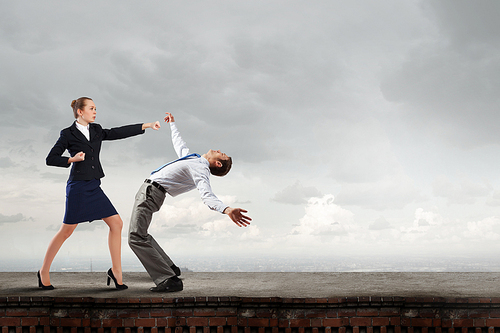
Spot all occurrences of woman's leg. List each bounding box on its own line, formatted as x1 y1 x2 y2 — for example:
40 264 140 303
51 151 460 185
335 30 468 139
103 214 124 284
40 223 78 285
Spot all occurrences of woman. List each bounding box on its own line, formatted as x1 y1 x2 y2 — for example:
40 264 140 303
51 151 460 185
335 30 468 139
38 97 160 290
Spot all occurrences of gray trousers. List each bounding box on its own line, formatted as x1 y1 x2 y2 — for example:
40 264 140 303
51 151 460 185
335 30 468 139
128 181 176 285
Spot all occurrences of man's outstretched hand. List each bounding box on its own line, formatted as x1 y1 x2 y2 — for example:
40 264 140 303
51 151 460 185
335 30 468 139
224 207 252 227
164 112 175 123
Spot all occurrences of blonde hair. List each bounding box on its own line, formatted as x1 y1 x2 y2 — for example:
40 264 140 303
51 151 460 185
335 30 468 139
71 97 93 119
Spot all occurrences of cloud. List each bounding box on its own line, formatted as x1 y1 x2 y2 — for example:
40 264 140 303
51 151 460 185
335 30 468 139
432 175 492 205
369 216 394 230
290 194 355 238
0 213 32 224
336 173 422 210
0 157 16 168
381 0 500 149
272 181 323 205
465 217 500 241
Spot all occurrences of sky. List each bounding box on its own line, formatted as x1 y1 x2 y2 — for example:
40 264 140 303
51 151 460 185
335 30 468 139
1 0 500 271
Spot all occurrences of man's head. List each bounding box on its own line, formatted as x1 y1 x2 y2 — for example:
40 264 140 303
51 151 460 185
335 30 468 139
205 149 232 177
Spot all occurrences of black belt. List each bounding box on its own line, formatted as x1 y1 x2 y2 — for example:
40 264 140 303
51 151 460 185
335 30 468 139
145 179 166 194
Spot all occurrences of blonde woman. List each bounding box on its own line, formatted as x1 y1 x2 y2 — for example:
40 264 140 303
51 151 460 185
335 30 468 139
38 97 160 290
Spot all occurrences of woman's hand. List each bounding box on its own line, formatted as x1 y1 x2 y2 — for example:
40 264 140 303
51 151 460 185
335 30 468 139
68 152 85 164
142 121 161 130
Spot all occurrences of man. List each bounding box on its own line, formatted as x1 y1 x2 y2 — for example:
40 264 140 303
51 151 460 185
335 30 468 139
128 112 251 292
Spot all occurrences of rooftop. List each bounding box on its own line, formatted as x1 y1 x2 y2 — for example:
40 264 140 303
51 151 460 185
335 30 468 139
1 272 500 298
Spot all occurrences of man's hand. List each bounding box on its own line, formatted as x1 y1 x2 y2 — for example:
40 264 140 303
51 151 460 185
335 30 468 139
142 121 161 130
224 207 252 227
164 112 175 123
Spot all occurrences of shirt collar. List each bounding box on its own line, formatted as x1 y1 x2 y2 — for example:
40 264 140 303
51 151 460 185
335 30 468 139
75 121 89 131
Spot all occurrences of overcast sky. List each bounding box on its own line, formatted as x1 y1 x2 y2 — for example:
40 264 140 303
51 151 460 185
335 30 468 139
1 0 500 271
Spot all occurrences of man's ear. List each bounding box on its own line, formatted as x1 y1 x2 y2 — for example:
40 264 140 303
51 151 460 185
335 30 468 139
215 160 223 168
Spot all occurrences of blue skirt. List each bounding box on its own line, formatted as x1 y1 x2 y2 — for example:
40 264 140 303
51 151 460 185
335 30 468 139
63 179 118 224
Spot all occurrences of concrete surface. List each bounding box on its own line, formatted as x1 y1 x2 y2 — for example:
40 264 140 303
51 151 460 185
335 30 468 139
1 272 500 298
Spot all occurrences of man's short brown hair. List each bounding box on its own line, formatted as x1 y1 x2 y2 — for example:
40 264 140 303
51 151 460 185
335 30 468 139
210 156 232 177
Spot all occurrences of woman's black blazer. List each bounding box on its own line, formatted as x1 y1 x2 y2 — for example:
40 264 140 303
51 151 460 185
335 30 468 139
46 122 144 181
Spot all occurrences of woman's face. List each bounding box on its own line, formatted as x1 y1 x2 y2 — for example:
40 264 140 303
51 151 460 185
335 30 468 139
78 100 97 124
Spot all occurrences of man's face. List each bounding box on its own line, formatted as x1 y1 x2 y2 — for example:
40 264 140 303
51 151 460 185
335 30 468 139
207 149 229 162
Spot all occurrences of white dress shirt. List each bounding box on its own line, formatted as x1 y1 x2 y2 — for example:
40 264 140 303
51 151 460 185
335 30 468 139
149 122 228 214
75 121 90 141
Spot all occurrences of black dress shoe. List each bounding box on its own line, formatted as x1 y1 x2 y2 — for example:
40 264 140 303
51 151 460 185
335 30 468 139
150 277 183 292
171 264 181 276
37 271 55 290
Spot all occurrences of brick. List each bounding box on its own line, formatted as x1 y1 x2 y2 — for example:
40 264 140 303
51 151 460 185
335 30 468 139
6 308 28 316
289 319 311 327
356 308 379 317
473 319 486 327
135 318 156 327
216 308 237 317
139 310 151 318
194 309 217 317
310 318 322 327
326 309 339 318
379 308 400 316
117 309 141 318
278 319 289 328
441 319 452 328
0 317 21 326
452 319 473 327
21 317 39 326
486 318 500 327
350 317 371 327
248 318 270 327
186 317 209 327
174 309 193 317
372 317 390 326
150 309 173 317
389 317 401 326
121 318 133 327
323 318 348 327
411 318 433 327
338 309 356 317
305 310 326 318
60 318 83 327
255 309 276 318
209 317 227 326
400 318 411 327
102 319 122 327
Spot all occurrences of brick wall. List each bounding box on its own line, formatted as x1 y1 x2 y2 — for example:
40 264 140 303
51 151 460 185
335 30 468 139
2 296 500 333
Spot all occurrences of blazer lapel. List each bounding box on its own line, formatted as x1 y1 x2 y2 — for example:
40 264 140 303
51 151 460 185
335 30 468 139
89 123 100 144
70 122 93 148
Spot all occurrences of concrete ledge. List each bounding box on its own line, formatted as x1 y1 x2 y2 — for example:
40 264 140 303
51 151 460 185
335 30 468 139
2 272 500 298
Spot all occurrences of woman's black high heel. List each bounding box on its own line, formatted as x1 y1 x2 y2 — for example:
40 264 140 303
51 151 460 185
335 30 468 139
107 268 128 290
37 271 55 290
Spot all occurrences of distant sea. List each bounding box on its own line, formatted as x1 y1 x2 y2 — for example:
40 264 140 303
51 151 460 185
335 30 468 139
2 255 500 272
